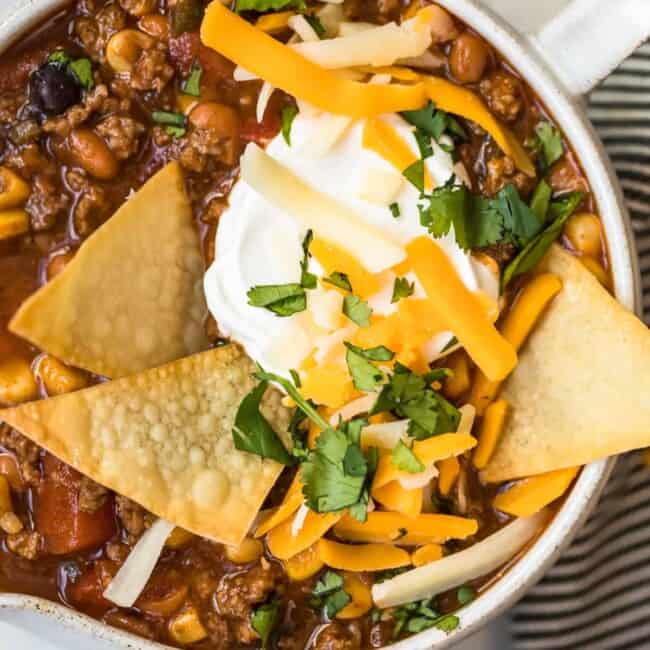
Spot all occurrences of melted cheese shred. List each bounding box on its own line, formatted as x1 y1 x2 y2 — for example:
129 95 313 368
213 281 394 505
200 2 427 118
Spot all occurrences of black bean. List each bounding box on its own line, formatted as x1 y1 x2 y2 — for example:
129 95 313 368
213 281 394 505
29 63 81 117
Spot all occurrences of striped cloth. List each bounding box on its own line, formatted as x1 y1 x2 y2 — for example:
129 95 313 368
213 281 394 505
511 42 650 650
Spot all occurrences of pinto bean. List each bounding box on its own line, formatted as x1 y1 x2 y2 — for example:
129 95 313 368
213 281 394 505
68 128 119 180
450 32 489 84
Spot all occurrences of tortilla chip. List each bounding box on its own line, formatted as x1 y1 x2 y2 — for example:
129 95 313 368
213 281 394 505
0 345 291 545
9 162 208 378
482 245 650 482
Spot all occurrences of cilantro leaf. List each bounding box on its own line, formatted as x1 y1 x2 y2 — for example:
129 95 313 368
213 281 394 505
232 382 293 465
313 571 344 597
342 294 372 327
493 184 543 247
323 271 352 292
435 615 460 633
390 202 401 219
535 121 564 168
281 105 298 146
247 283 306 317
343 444 368 477
529 179 552 223
344 342 385 392
300 229 317 289
392 277 414 303
236 0 304 11
345 342 394 362
304 14 326 38
401 101 466 152
372 364 461 439
324 588 351 618
414 129 433 160
48 50 71 65
457 585 476 606
182 61 202 97
251 600 280 648
69 58 94 90
392 440 425 473
289 369 302 388
300 428 366 512
403 159 425 192
502 192 583 288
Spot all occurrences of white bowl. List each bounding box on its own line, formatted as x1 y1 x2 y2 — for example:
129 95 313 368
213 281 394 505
0 1 647 648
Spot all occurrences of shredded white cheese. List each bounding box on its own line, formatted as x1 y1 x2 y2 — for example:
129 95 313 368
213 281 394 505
103 518 175 608
291 503 310 537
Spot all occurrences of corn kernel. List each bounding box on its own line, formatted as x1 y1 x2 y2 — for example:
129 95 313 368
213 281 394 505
0 209 29 241
225 537 264 564
0 476 12 515
0 167 30 210
36 355 88 396
169 606 208 644
0 358 38 405
165 526 195 549
0 512 23 535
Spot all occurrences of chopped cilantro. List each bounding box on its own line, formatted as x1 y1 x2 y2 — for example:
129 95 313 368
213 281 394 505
372 364 460 440
311 572 351 619
152 110 187 128
69 58 94 90
392 440 425 473
342 294 372 327
304 14 326 38
236 0 304 10
345 342 394 362
182 61 202 97
343 444 368 477
535 121 564 168
401 101 466 152
48 50 71 65
390 202 401 219
300 230 317 289
419 179 542 252
391 277 414 303
281 105 298 146
435 615 460 633
403 159 425 193
344 342 385 392
289 369 302 388
529 179 552 223
457 585 476 606
390 599 460 638
502 192 583 288
251 599 281 648
165 125 186 138
414 129 433 160
232 382 293 465
300 427 367 512
323 271 352 292
247 283 306 317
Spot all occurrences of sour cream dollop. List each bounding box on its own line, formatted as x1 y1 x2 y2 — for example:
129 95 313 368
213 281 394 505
204 110 490 378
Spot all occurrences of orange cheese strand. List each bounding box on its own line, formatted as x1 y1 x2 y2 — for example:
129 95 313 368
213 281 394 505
362 118 433 189
470 273 563 414
311 238 379 299
334 511 478 545
318 539 411 572
200 2 427 118
494 467 580 517
267 511 341 560
406 237 517 382
336 573 373 619
423 77 535 177
437 456 460 497
473 399 510 470
300 364 357 409
255 474 303 537
372 433 477 490
372 480 422 519
283 543 325 581
411 543 444 567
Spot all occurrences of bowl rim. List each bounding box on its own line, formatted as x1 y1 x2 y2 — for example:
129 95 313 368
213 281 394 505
0 1 639 649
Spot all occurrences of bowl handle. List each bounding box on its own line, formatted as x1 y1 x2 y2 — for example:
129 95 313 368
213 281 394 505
480 0 650 94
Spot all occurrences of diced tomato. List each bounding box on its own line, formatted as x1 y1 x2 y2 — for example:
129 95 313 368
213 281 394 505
66 559 117 617
35 455 116 555
241 114 281 144
136 569 189 617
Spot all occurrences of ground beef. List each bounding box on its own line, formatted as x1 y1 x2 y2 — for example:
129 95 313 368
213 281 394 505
6 531 42 560
105 541 131 563
178 128 239 173
131 47 174 93
204 612 232 650
201 198 227 224
369 622 394 648
9 119 42 146
2 143 56 179
78 476 110 513
215 561 280 620
95 115 145 160
480 241 517 266
483 155 536 197
548 159 588 195
0 92 25 124
74 4 127 62
25 174 70 231
115 495 152 543
479 72 523 123
313 622 362 650
66 169 111 236
0 424 41 487
43 84 128 138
